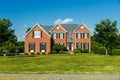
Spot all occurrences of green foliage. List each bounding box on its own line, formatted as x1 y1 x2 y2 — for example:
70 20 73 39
112 49 120 55
92 44 99 54
30 52 35 55
74 48 82 53
52 44 68 54
98 47 106 55
6 53 15 56
26 27 31 33
24 53 28 55
93 19 118 55
0 47 3 56
83 49 89 53
0 18 17 47
36 52 40 55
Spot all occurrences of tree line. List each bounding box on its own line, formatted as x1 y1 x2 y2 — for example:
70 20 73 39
0 18 120 56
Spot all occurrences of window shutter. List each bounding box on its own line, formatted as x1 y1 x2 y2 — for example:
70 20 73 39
40 31 42 38
87 33 89 38
76 33 78 38
29 43 30 52
40 43 41 52
32 31 34 38
63 33 64 38
33 43 35 52
81 33 82 38
45 43 46 52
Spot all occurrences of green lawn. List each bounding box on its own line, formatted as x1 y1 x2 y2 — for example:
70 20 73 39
0 53 120 74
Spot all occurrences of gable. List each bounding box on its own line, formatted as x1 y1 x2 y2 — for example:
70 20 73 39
50 24 66 32
25 23 50 38
74 24 90 32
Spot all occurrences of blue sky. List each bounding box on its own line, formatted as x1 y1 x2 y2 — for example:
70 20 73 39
0 0 120 41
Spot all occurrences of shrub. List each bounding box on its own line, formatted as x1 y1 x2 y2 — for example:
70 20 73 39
52 44 68 54
6 53 15 56
98 47 106 55
74 48 82 53
24 53 28 55
36 52 40 55
83 49 89 53
42 52 46 55
30 52 35 55
0 47 3 56
112 49 120 55
92 44 99 54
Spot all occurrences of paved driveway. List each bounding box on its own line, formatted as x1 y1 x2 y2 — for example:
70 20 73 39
0 74 120 80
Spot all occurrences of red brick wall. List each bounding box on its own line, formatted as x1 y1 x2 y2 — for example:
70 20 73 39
25 25 51 54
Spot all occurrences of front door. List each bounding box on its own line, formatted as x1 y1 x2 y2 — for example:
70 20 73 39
67 43 73 51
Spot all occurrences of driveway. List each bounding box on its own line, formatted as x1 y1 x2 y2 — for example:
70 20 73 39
0 74 120 80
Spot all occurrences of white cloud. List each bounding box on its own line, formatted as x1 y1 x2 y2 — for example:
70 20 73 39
22 25 28 28
54 18 73 24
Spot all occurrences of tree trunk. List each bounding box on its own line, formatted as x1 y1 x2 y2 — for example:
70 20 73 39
106 48 108 56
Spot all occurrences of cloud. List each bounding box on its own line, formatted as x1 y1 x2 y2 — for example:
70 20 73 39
54 18 73 24
22 25 28 28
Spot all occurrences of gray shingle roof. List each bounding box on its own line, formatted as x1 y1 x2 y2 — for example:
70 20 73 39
42 26 53 33
41 24 79 33
60 24 79 32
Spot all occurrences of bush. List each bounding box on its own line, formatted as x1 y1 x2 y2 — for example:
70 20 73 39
112 49 120 55
42 52 46 55
52 44 68 54
74 48 82 53
6 53 15 56
92 44 99 54
24 53 28 55
98 47 106 54
0 47 3 56
30 52 35 55
83 49 89 53
36 52 40 55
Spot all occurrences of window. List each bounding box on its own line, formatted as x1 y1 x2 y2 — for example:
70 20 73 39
40 42 46 52
77 42 82 48
77 33 82 38
52 33 57 39
29 43 35 52
33 30 41 38
59 33 64 39
60 43 64 45
67 34 72 40
84 42 88 49
83 33 89 38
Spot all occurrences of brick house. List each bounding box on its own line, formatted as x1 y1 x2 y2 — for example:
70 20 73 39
25 23 91 54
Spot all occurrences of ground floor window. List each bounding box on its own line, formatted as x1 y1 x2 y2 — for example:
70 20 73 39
84 42 88 49
60 42 64 45
40 42 46 52
29 42 35 52
76 42 82 49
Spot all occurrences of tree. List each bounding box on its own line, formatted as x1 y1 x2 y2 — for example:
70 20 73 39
26 27 31 33
93 19 118 56
0 18 17 47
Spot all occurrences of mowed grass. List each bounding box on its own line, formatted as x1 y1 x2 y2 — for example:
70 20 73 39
0 53 120 74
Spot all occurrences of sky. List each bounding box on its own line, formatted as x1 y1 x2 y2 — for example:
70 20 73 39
0 0 120 41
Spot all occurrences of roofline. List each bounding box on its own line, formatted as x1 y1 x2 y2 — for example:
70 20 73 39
73 23 91 32
24 23 50 38
49 24 67 32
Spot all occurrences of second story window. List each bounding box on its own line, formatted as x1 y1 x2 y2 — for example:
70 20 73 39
33 30 41 38
67 34 72 40
59 33 64 39
52 33 57 39
84 33 89 38
77 33 82 38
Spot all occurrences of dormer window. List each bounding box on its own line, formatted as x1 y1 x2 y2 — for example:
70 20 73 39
33 30 41 38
